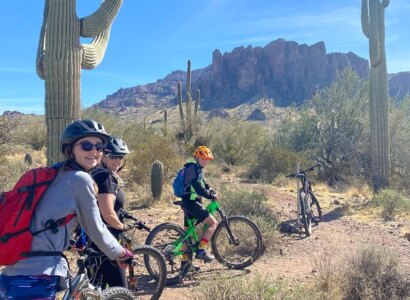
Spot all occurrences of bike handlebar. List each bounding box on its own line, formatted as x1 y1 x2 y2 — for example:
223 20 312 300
120 209 151 232
286 164 321 178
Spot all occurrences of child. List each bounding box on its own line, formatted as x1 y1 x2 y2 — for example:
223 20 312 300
181 146 218 262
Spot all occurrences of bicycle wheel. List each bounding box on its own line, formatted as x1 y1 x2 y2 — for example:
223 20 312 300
211 216 263 269
101 286 135 299
308 190 322 223
145 223 192 285
299 192 312 236
128 245 166 300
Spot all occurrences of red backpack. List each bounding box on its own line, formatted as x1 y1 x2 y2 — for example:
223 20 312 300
0 167 76 265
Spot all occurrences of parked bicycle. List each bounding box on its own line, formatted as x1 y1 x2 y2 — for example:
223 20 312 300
120 210 167 300
61 247 135 299
144 199 263 285
286 164 322 236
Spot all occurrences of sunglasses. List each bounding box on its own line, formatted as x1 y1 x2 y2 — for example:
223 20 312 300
75 141 106 152
106 154 125 160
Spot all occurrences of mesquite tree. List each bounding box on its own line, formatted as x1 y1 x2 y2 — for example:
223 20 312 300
36 0 123 165
361 0 390 191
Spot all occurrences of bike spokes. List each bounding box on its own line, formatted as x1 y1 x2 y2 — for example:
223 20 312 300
212 216 263 269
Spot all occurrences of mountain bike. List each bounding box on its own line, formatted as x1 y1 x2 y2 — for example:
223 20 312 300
120 210 167 300
286 164 322 237
144 199 263 285
61 248 135 299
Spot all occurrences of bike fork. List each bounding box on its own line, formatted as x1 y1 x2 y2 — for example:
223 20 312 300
218 210 240 246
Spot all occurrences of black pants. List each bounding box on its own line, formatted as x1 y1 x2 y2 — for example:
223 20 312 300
87 244 127 289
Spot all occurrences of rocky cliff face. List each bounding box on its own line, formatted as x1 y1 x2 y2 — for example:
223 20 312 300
97 39 371 110
389 72 410 100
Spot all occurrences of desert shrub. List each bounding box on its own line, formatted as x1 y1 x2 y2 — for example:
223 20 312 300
0 117 19 146
206 118 270 166
341 246 410 300
15 122 46 150
127 135 182 186
275 69 370 185
248 145 309 183
371 189 410 221
192 273 312 300
390 96 410 193
0 159 28 191
220 186 278 251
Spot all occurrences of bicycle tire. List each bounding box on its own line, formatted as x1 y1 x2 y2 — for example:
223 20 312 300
101 286 135 299
145 223 192 285
128 245 167 300
308 190 322 223
299 192 312 236
211 216 263 269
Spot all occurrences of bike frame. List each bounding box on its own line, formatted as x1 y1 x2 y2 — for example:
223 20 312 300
171 200 238 256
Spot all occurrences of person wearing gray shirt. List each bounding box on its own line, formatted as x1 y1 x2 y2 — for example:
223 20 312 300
0 119 134 300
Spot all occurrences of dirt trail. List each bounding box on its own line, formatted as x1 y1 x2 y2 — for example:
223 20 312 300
147 186 410 300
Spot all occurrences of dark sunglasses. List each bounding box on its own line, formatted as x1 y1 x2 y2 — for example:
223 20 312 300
107 154 125 160
75 141 106 152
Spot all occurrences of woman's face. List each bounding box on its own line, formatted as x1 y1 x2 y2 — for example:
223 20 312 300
72 136 104 171
101 154 125 173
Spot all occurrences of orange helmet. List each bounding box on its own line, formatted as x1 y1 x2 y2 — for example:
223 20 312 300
193 146 214 160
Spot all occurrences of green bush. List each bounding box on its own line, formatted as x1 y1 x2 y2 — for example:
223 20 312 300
0 159 28 191
248 145 309 183
220 186 278 252
206 118 270 165
371 189 410 220
127 135 182 186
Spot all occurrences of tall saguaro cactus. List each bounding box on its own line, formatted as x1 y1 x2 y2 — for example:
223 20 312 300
36 0 123 165
361 0 390 192
177 60 200 142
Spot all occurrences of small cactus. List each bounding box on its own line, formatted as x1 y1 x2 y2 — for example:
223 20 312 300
150 160 164 200
24 153 33 165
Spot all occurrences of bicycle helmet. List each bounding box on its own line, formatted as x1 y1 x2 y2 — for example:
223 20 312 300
60 119 109 153
104 136 130 155
193 146 214 160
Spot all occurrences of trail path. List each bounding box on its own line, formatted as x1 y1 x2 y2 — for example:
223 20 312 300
139 185 410 299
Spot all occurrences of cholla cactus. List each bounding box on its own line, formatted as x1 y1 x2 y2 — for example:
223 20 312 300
37 0 123 165
361 0 390 191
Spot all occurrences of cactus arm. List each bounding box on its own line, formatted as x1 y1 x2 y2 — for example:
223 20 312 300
177 82 185 128
194 89 200 116
361 0 370 38
369 0 381 67
80 0 123 37
36 0 49 79
186 60 192 96
381 0 390 8
81 27 111 69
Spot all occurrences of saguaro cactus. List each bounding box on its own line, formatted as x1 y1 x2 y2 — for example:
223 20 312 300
150 160 164 200
36 0 123 165
177 60 200 141
361 0 390 191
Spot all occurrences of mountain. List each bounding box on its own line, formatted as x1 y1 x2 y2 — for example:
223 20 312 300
389 72 410 100
95 39 407 111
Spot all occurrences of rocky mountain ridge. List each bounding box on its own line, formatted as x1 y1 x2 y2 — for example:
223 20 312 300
94 39 408 111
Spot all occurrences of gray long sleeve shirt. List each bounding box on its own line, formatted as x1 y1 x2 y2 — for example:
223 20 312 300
2 169 124 287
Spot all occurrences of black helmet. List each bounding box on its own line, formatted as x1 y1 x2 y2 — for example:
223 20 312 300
104 136 130 155
60 119 109 153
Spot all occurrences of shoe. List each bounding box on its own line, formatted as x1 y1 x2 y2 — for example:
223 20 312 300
196 249 214 262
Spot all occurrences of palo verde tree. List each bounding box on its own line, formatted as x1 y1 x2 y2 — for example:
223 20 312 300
36 0 123 165
361 0 390 191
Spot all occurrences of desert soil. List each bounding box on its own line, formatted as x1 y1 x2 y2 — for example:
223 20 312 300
130 181 410 300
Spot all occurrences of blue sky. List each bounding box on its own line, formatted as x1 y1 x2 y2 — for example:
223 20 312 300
0 0 409 114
